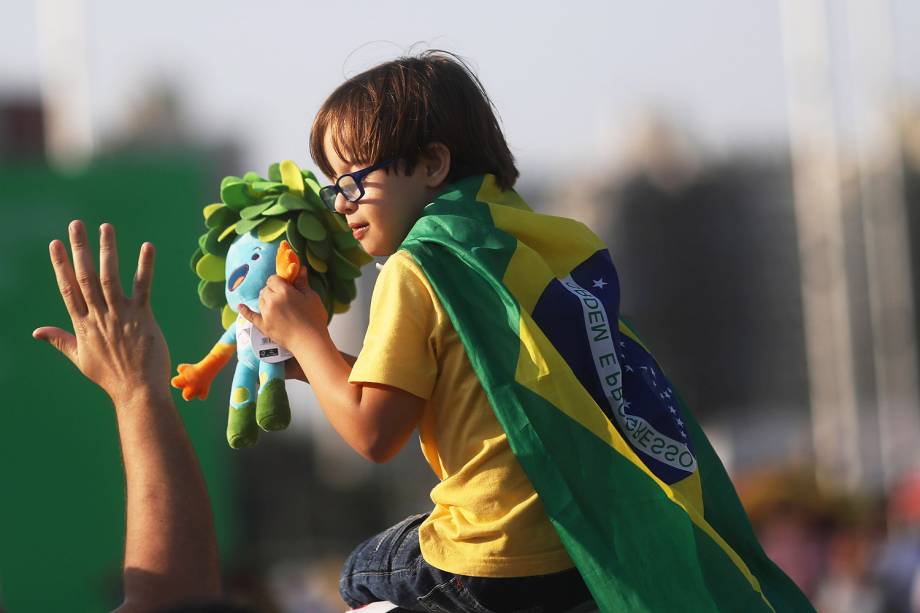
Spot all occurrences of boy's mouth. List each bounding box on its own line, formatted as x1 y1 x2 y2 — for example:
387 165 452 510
350 222 369 239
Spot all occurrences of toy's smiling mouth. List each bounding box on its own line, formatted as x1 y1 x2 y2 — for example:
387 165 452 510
227 264 249 292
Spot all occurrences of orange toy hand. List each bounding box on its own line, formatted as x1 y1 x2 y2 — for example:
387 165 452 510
171 363 213 401
170 343 235 401
276 240 301 284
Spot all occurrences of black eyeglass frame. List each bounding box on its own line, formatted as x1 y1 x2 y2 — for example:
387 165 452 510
319 159 395 211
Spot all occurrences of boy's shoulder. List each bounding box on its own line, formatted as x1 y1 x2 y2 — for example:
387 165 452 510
374 249 435 298
377 249 418 279
379 248 450 280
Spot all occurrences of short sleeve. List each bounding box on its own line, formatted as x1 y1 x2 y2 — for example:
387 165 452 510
348 251 439 400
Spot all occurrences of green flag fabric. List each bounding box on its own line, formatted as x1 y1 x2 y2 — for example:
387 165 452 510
399 175 814 612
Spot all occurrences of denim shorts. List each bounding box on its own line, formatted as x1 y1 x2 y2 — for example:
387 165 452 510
339 513 595 612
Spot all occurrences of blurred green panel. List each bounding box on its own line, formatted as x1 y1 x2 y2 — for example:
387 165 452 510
0 153 239 612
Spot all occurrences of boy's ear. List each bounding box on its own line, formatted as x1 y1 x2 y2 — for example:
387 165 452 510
422 142 451 188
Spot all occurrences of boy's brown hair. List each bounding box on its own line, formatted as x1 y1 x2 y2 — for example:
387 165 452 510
310 50 519 190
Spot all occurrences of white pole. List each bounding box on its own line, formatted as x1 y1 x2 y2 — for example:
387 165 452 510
778 0 863 492
35 0 94 170
845 0 920 490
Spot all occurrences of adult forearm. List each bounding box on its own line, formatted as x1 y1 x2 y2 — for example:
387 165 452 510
114 388 220 609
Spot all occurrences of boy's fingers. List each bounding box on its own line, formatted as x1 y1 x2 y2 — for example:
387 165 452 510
237 304 264 329
49 239 88 319
293 267 308 292
98 223 124 308
69 220 106 312
265 275 286 292
32 326 78 364
132 242 155 305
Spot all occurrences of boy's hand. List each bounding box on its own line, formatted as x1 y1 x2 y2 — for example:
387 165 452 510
33 221 171 407
238 267 326 349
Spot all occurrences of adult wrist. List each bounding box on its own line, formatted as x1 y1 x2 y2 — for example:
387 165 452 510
111 383 173 413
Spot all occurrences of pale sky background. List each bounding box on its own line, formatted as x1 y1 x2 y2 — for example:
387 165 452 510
3 0 919 182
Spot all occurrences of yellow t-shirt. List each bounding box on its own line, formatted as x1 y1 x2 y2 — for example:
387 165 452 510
348 249 574 577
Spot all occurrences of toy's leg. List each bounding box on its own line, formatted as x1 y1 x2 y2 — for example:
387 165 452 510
227 360 259 448
256 359 291 431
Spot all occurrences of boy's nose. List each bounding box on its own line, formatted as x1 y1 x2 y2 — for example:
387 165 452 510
334 193 357 215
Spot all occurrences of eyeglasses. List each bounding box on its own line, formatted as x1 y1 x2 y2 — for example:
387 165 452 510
319 159 395 211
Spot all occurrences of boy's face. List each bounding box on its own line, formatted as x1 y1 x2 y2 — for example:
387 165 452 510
322 132 446 257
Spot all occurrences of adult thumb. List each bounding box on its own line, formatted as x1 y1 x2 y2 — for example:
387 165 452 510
33 326 78 364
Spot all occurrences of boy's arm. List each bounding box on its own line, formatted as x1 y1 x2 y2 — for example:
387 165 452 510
285 350 357 383
287 327 424 463
237 280 423 462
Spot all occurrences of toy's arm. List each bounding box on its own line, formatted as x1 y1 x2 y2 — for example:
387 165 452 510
170 324 236 401
276 239 300 283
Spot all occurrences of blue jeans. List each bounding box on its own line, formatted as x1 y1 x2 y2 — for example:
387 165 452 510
339 513 595 612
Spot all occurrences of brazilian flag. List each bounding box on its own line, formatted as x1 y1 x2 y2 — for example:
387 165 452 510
400 175 813 612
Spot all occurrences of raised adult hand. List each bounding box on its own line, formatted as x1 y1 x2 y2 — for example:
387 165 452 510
33 221 171 406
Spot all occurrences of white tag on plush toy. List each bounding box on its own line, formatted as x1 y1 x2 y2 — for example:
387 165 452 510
250 324 294 363
236 316 253 352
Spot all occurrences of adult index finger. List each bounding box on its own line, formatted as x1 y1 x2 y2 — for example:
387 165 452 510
49 239 88 319
99 223 124 308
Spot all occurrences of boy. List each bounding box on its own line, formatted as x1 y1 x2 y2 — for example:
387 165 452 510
239 51 593 611
239 51 813 612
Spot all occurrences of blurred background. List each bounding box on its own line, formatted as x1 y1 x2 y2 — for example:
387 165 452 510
2 0 920 611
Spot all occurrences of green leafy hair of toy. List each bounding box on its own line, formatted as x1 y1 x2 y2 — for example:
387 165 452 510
190 160 374 329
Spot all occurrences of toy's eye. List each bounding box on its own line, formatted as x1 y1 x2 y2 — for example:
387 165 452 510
251 253 260 261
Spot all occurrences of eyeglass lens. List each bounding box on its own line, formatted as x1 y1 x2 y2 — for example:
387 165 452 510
338 175 361 201
319 186 338 210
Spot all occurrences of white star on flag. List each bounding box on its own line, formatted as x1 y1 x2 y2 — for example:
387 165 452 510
624 364 634 372
593 278 608 289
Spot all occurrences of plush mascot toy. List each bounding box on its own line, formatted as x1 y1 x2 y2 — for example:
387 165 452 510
171 160 373 448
